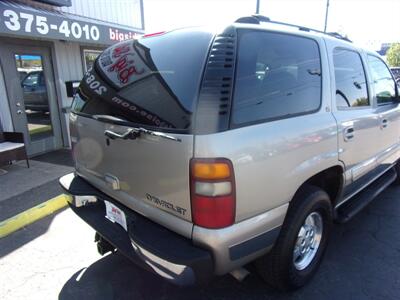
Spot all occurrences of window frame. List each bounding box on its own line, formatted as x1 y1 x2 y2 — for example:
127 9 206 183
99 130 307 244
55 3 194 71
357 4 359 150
81 48 103 73
367 53 397 107
229 29 323 129
333 47 371 111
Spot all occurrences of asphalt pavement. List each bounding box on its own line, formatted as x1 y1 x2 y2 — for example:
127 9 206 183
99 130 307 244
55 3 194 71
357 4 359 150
1 182 399 299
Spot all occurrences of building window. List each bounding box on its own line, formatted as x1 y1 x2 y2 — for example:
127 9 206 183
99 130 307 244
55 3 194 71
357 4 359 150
83 49 102 72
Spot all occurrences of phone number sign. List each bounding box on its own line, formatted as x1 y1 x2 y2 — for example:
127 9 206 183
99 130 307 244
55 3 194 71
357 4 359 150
0 2 143 45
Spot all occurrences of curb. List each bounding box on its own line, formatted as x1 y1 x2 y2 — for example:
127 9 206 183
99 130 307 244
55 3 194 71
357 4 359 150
0 194 71 238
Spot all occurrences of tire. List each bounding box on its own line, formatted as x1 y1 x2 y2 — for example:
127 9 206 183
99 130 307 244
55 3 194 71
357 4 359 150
255 185 332 291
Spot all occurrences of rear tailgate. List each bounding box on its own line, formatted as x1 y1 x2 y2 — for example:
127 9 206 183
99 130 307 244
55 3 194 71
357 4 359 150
72 115 194 222
69 28 214 235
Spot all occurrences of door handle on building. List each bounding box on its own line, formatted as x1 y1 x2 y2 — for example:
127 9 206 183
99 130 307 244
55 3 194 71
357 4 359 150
344 127 354 141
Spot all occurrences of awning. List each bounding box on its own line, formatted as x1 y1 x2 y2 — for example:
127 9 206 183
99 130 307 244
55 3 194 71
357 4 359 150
0 0 144 45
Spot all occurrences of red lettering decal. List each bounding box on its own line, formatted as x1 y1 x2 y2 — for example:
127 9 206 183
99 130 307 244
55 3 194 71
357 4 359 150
118 64 144 84
107 52 145 84
108 55 132 72
112 44 131 58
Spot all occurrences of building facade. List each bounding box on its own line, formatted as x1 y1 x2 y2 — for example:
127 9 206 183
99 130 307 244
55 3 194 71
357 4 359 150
0 0 144 156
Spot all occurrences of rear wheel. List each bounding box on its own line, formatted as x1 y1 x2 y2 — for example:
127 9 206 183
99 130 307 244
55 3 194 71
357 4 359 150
255 185 332 291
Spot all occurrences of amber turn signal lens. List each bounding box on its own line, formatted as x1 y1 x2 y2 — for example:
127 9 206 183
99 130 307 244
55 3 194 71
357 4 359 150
193 162 231 180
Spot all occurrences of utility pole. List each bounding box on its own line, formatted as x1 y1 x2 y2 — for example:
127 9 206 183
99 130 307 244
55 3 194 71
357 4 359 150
324 0 330 32
256 0 260 14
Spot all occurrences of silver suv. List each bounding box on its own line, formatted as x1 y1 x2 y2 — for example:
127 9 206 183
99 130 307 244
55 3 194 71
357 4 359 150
60 15 400 290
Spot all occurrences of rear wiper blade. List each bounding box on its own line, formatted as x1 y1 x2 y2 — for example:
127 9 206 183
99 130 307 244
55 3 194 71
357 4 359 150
93 114 127 123
136 127 182 142
104 127 181 142
93 115 181 142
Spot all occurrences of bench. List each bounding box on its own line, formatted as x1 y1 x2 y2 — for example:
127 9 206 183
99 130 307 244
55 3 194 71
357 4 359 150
0 128 29 168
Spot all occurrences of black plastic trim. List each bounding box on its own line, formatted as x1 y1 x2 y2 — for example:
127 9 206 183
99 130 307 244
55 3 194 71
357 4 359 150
336 167 396 223
229 226 281 261
194 26 238 134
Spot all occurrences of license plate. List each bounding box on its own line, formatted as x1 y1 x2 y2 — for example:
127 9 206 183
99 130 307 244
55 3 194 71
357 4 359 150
104 201 127 231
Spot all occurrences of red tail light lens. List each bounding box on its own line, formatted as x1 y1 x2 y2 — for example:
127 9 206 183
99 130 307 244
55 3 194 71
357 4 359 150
190 158 235 229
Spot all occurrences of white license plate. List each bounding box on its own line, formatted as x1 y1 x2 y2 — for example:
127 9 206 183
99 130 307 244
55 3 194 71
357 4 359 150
104 201 127 231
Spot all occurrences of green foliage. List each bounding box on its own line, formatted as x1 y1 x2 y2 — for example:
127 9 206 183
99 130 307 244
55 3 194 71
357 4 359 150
387 43 400 67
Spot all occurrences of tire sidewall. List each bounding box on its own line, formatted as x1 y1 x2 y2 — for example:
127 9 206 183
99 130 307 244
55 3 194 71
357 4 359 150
281 189 332 288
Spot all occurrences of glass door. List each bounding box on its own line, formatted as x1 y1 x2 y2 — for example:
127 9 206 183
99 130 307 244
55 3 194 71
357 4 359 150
16 54 55 142
0 43 62 156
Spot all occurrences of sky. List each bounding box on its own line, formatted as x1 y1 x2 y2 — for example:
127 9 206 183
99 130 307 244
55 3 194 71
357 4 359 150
143 0 400 51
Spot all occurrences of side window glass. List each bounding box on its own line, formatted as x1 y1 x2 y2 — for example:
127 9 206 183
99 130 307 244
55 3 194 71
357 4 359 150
333 49 369 109
368 55 396 105
232 31 321 125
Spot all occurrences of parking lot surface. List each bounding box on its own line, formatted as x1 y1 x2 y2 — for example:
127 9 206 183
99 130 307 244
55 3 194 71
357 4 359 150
1 185 399 300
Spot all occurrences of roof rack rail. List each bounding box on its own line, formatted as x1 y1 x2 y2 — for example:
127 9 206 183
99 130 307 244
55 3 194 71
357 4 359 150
235 14 352 43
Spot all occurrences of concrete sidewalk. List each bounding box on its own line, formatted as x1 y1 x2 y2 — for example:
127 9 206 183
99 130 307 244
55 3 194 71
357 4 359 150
0 209 97 300
0 150 74 222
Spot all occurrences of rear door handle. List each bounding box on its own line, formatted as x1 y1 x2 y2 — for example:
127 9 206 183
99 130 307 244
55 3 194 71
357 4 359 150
344 127 354 141
381 118 388 129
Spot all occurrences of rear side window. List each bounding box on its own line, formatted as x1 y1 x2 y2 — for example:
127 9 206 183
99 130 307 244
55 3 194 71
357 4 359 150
333 49 369 109
232 31 321 126
368 55 396 105
72 28 213 130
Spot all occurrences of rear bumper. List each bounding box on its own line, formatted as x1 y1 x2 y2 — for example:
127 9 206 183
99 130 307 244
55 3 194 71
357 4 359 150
59 173 213 286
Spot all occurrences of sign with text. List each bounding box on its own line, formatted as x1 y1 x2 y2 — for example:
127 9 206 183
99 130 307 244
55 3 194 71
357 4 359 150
0 2 143 45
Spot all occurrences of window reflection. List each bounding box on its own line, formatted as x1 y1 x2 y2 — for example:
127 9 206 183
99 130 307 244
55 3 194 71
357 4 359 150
73 29 213 130
15 54 54 141
333 49 369 109
368 55 395 105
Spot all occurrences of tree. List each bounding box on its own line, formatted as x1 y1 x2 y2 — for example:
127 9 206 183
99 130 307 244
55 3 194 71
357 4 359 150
387 43 400 67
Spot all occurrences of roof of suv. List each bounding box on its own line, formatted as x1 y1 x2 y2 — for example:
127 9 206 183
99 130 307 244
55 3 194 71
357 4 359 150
231 14 353 46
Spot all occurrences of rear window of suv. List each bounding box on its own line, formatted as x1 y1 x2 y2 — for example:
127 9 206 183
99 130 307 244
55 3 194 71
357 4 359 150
232 30 322 126
72 28 213 131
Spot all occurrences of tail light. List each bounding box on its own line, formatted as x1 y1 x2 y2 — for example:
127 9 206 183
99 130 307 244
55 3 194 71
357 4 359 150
190 158 235 229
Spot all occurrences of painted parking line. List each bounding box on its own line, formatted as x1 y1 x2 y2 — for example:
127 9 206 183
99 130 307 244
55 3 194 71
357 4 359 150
0 194 71 238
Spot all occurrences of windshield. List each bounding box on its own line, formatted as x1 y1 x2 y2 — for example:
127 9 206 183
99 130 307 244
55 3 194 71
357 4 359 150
72 28 213 131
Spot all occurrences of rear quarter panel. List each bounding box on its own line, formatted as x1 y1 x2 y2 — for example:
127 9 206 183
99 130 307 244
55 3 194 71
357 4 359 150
195 35 340 222
194 112 339 222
